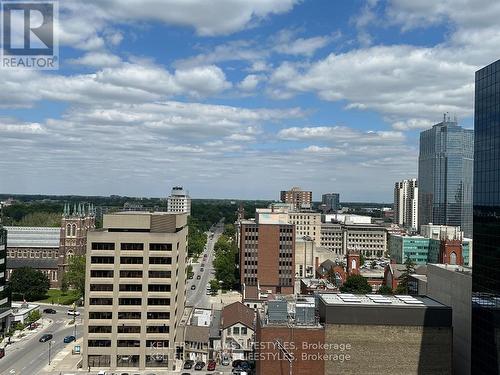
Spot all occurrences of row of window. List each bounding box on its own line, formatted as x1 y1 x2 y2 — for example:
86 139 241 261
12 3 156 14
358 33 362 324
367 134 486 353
90 284 171 292
90 256 172 264
88 337 170 347
92 243 173 251
90 270 171 278
89 298 171 306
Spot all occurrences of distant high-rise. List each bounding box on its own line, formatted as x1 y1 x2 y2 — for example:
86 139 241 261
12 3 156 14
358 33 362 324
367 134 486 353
472 59 500 375
418 117 473 237
321 193 340 213
280 187 312 210
167 186 191 215
394 179 418 230
0 225 11 334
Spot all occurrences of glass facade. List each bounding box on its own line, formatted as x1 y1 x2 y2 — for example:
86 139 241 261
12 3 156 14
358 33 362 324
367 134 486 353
418 120 474 237
0 226 11 334
472 59 500 375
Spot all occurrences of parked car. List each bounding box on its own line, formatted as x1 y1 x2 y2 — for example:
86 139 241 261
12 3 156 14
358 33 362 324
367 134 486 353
221 356 230 366
196 275 201 280
43 308 56 314
39 334 53 342
200 268 204 272
194 361 205 370
67 310 80 316
183 359 194 369
191 285 196 290
64 335 76 343
207 359 216 371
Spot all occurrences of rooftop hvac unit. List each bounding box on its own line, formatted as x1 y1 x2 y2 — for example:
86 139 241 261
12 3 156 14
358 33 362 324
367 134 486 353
295 305 315 325
267 300 288 323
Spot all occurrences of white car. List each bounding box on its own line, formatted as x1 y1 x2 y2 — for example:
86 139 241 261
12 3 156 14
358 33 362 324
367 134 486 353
67 310 80 316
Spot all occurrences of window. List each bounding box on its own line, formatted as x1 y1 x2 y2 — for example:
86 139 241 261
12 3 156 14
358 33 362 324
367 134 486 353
89 298 113 305
90 270 113 278
149 270 171 278
88 326 112 333
117 340 141 347
148 284 171 292
120 256 143 264
92 242 115 250
149 257 172 264
118 326 141 333
241 327 247 335
121 243 144 251
147 311 170 319
147 325 169 333
150 243 172 251
120 270 143 278
119 298 142 305
91 256 114 264
147 298 170 305
90 284 113 292
233 327 240 335
118 311 141 319
119 284 142 292
89 312 112 319
88 340 111 347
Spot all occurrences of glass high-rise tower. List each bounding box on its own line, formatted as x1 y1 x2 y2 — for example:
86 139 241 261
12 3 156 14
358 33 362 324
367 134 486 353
418 118 474 237
472 59 500 375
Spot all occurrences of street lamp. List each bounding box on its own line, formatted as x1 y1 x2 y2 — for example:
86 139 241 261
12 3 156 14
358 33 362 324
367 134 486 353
48 341 53 365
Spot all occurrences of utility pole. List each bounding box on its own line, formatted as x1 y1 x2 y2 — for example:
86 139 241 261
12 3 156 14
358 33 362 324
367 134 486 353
48 341 53 365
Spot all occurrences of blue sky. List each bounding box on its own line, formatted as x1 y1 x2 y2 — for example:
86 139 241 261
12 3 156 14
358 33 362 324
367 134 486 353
0 0 497 201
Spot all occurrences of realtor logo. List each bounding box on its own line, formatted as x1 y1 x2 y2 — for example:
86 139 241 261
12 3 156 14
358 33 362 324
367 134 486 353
1 0 58 69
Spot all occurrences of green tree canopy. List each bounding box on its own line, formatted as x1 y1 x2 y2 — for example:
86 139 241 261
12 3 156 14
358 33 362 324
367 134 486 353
339 274 372 294
394 258 416 295
10 267 50 301
63 255 86 298
378 285 393 295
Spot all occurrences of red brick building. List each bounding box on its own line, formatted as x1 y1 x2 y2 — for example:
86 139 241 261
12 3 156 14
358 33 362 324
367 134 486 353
240 221 295 299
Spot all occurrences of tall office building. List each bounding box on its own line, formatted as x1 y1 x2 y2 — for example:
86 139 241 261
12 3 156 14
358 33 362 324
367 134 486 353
394 179 418 230
167 186 191 215
239 220 295 299
418 117 474 237
321 193 340 213
280 187 312 210
82 211 188 371
472 59 500 374
0 225 11 334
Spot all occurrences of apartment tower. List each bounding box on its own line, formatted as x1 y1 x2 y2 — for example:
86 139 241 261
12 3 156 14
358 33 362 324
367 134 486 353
167 186 191 215
280 187 312 210
394 179 418 230
82 211 188 371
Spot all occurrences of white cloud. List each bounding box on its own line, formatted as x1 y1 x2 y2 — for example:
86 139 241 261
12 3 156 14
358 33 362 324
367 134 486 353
238 74 261 91
278 126 405 144
68 51 122 68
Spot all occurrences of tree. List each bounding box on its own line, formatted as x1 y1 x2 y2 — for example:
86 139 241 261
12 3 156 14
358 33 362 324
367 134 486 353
213 235 238 290
27 309 41 323
378 285 393 295
10 267 50 301
186 264 194 279
359 253 366 267
63 255 86 298
223 224 236 238
370 260 377 269
394 257 416 295
340 275 372 294
209 279 219 296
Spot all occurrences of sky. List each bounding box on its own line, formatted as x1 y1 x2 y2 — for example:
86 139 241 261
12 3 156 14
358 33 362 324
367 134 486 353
0 0 498 201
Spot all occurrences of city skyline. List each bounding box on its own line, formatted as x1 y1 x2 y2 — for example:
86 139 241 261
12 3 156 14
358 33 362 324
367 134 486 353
1 0 496 201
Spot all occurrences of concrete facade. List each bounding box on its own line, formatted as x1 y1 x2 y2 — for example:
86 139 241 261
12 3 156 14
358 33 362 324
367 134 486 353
167 186 191 215
82 211 188 371
394 178 419 230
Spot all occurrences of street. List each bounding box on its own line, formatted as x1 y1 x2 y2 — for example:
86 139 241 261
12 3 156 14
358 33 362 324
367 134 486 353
0 305 83 375
185 222 223 309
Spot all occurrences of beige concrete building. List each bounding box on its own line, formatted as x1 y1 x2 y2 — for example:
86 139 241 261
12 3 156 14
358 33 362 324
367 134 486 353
82 211 188 371
295 237 337 277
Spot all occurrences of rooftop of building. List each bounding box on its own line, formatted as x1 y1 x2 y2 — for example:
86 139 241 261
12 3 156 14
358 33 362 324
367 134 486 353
221 301 255 330
258 296 322 328
97 210 187 233
300 278 337 290
319 293 445 308
5 226 60 248
429 263 472 275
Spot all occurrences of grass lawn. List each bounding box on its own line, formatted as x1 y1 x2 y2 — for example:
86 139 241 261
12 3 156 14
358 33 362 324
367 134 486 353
36 289 81 305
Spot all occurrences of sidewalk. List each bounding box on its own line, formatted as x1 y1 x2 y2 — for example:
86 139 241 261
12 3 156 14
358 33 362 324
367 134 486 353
1 317 53 350
42 337 83 373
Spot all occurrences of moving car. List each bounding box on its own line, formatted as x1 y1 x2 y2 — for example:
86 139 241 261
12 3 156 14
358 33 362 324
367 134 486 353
191 285 196 290
194 361 205 370
39 333 53 342
67 310 80 316
43 308 56 314
64 335 76 343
